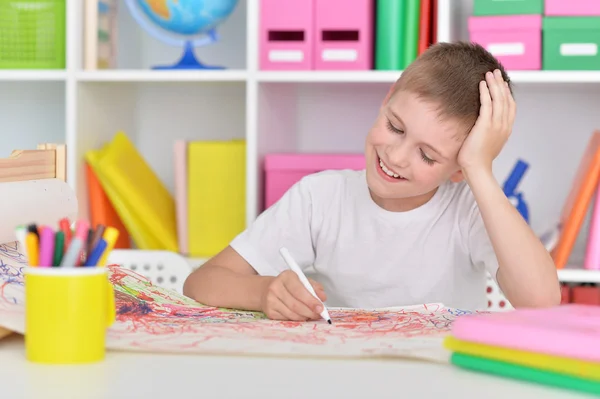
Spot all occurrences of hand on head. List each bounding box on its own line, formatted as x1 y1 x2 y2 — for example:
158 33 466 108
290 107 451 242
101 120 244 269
457 69 516 173
260 270 327 321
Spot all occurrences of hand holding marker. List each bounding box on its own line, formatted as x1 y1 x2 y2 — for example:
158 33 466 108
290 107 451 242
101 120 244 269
279 247 332 324
16 218 120 268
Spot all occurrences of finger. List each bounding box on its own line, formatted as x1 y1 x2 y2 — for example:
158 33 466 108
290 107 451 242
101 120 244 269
487 70 504 128
494 71 508 128
308 278 324 291
284 274 324 316
274 298 309 321
506 82 516 125
280 280 321 319
478 80 492 123
315 287 327 302
268 309 288 321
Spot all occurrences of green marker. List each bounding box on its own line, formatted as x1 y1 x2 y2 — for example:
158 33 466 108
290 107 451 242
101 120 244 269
53 231 65 267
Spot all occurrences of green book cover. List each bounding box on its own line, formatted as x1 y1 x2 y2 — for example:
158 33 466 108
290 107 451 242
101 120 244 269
451 353 600 396
402 0 421 69
375 0 406 70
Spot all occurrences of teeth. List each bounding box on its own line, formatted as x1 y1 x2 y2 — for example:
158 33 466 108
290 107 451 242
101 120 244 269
379 158 403 179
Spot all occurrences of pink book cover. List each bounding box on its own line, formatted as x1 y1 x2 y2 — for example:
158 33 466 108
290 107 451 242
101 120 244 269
585 182 600 270
174 140 188 255
451 304 600 362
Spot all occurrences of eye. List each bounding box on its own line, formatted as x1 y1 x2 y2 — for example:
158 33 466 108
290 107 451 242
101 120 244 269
386 119 404 135
420 149 435 166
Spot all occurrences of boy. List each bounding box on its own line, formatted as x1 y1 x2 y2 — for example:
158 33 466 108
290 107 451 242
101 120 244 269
183 42 560 320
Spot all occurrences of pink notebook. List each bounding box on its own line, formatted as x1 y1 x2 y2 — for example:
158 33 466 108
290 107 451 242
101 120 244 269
451 305 600 362
174 140 188 255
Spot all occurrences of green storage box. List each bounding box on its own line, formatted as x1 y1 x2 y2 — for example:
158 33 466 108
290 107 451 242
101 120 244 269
543 17 600 70
474 0 543 16
0 0 66 69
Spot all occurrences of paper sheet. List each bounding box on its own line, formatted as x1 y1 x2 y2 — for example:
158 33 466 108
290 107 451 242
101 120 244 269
0 244 481 362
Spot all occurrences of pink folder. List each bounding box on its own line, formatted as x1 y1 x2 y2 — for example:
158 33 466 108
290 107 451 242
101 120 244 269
451 304 600 362
174 140 188 255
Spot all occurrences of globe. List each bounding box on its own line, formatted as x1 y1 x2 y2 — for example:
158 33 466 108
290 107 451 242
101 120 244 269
125 0 239 70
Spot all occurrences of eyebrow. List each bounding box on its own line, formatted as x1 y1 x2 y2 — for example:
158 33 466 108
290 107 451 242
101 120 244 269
388 110 447 161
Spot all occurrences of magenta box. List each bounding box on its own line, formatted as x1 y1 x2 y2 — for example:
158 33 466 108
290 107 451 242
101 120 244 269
468 15 542 70
259 0 314 70
264 153 365 209
545 0 600 16
314 0 373 70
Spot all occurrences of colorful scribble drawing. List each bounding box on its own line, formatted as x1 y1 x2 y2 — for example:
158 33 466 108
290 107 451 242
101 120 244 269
0 242 27 334
108 266 475 362
0 244 480 362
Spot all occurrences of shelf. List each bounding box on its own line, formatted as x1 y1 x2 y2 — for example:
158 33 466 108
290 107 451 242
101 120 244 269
257 70 600 84
558 268 600 284
76 70 248 82
509 71 600 83
257 70 402 83
0 70 67 81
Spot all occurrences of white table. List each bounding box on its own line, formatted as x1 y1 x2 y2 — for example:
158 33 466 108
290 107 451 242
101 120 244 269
0 334 588 399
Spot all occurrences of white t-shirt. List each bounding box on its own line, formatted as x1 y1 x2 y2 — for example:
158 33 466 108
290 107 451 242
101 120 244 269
230 170 499 311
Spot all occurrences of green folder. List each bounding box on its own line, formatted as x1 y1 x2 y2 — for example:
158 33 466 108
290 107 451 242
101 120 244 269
402 0 421 69
451 353 600 396
375 0 406 70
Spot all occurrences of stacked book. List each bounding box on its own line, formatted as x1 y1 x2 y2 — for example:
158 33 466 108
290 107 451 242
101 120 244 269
445 304 600 395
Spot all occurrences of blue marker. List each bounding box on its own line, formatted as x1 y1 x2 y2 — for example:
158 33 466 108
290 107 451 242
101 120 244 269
84 239 107 267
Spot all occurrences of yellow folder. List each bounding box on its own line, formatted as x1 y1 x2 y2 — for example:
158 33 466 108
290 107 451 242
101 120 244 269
444 336 600 381
188 139 246 257
85 132 177 251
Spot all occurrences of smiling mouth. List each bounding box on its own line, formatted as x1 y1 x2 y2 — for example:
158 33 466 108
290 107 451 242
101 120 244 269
378 157 407 180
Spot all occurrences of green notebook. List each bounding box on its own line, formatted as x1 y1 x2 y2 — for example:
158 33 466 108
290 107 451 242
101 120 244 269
451 353 600 396
375 0 406 70
402 0 421 69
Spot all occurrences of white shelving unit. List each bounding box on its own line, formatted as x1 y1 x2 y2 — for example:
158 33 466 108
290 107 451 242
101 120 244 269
2 0 600 283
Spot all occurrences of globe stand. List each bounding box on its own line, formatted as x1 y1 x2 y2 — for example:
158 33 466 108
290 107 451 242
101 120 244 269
125 0 237 71
153 41 224 70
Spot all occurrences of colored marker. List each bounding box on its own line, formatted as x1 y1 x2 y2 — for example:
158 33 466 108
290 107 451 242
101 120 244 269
53 231 65 266
60 237 83 267
38 227 55 267
84 239 107 266
27 224 39 239
59 217 72 250
25 232 39 267
98 227 119 266
73 220 89 266
15 226 27 253
90 225 106 251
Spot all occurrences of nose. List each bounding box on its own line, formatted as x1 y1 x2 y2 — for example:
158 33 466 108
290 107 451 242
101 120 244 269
386 142 410 169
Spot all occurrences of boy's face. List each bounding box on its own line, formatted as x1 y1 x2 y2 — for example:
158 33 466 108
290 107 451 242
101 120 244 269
365 89 466 205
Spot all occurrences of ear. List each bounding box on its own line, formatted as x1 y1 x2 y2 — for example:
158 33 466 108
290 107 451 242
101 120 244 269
449 169 464 183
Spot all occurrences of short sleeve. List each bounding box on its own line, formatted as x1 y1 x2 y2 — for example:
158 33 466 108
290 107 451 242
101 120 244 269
229 177 316 277
468 205 500 283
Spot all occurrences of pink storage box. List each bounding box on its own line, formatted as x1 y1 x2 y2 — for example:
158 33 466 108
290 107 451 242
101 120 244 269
264 153 365 209
259 0 314 70
468 15 542 70
314 0 373 70
545 0 600 16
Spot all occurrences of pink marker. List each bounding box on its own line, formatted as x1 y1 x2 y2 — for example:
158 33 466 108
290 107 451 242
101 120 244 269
38 227 55 267
73 220 90 266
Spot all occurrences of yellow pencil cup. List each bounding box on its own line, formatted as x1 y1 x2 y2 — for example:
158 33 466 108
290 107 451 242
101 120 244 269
24 267 115 364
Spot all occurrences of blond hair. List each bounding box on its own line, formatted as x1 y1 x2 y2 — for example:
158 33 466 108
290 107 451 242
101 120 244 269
392 41 513 135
